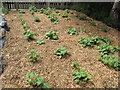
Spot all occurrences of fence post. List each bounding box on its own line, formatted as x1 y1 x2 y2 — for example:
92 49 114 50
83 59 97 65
15 2 19 10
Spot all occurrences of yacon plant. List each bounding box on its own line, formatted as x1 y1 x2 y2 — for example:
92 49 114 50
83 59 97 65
27 49 40 62
54 47 69 59
26 72 50 88
68 28 78 35
45 31 58 40
72 69 92 83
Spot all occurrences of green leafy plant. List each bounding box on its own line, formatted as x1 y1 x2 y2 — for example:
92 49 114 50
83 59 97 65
48 14 59 24
27 49 40 62
78 36 111 47
36 39 45 45
97 27 110 32
38 8 45 13
80 28 87 33
76 14 87 20
70 61 79 69
66 17 71 20
65 9 73 14
55 10 59 13
68 28 78 35
43 10 51 15
78 36 103 47
97 44 113 56
72 69 92 83
54 47 69 59
22 24 29 32
112 46 120 53
34 16 40 22
2 7 10 15
98 55 120 71
24 30 34 41
18 9 25 14
26 72 50 88
59 13 68 18
89 22 96 26
45 31 58 40
30 10 34 15
20 19 26 25
28 5 37 12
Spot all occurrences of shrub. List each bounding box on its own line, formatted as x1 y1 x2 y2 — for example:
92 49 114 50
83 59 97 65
2 7 10 15
72 69 92 83
45 31 58 40
70 61 79 69
36 39 45 45
68 28 78 35
26 72 50 88
34 16 40 22
54 47 69 59
24 30 34 41
18 9 25 14
98 55 120 71
27 49 40 62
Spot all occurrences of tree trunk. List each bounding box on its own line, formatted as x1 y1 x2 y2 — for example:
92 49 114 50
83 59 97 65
110 0 120 21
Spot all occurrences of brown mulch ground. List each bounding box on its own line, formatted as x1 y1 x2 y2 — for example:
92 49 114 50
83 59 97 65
0 10 119 88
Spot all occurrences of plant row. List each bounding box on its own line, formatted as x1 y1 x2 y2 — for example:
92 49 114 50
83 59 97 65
78 36 120 71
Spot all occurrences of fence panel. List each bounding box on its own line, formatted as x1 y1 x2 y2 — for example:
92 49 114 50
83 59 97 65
2 1 75 9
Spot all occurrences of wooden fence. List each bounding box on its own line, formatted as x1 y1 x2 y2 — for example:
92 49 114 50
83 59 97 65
2 1 75 9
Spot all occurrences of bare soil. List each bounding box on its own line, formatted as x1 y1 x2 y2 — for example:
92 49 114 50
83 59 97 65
0 10 119 88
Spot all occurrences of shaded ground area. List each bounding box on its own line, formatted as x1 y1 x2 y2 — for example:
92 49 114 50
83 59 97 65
0 10 119 88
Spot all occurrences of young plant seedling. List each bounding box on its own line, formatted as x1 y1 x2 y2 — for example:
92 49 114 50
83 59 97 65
76 14 87 20
36 39 45 45
68 28 78 35
28 5 37 12
45 31 58 40
59 13 68 18
27 49 40 62
24 30 35 41
72 69 92 83
89 22 96 26
70 61 79 69
18 9 25 14
34 16 40 22
65 17 71 20
26 72 50 88
54 47 69 59
80 28 87 33
65 9 73 14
